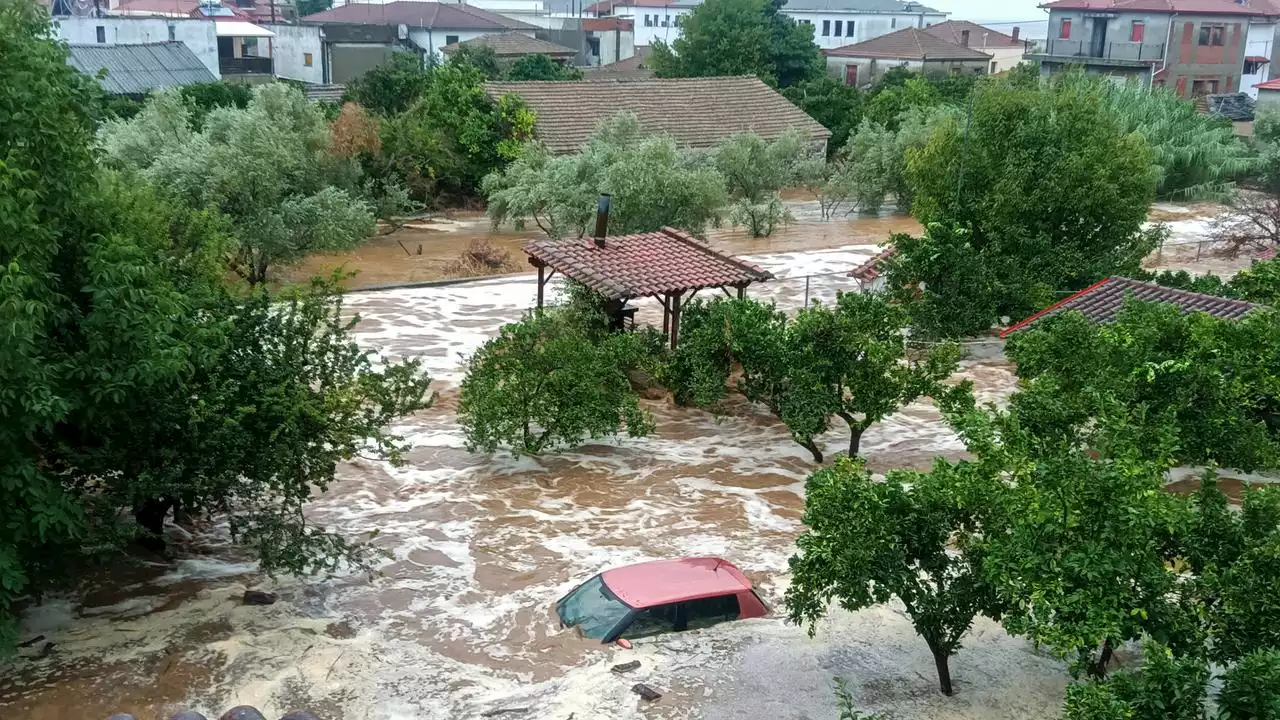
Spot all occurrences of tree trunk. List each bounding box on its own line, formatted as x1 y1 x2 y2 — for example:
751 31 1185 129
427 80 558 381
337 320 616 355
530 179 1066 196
847 424 865 458
1089 638 1115 679
931 646 954 696
798 438 823 464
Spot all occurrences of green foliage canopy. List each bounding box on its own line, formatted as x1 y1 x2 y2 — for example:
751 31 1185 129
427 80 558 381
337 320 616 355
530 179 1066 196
649 0 822 87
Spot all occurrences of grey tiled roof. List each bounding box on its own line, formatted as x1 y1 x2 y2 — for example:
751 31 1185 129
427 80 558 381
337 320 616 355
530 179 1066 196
67 42 217 95
484 76 831 154
1207 92 1256 122
1000 276 1259 336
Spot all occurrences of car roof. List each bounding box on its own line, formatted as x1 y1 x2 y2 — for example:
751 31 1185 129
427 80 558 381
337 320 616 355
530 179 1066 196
601 557 753 608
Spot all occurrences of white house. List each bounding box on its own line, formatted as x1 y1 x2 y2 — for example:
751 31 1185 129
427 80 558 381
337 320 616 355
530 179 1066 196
301 1 538 64
585 0 946 48
53 15 324 83
1244 19 1278 97
783 0 947 52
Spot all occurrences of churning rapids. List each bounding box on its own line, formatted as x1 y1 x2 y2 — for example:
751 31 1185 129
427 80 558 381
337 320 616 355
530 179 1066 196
0 208 1237 720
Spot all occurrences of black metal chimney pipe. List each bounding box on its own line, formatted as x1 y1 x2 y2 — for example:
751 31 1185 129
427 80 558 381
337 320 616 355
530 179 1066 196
593 193 611 248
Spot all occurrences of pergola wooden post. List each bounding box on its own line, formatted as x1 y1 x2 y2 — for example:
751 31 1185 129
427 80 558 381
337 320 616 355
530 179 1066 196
530 258 556 309
665 291 684 349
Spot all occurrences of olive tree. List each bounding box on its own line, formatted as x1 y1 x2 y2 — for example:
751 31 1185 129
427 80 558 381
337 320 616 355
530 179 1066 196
484 113 728 239
712 128 809 236
100 83 376 286
787 457 995 696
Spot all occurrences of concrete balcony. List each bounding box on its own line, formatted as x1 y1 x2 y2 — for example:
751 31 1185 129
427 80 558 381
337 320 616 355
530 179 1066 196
1028 38 1166 67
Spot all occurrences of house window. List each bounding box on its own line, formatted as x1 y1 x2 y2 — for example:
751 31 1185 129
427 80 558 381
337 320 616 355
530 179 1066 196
661 14 668 26
822 19 830 36
1246 58 1266 74
167 23 176 41
1199 23 1226 46
847 20 855 36
991 60 998 73
644 14 652 27
674 14 682 26
445 34 459 45
797 18 809 24
1130 21 1144 42
890 18 896 29
95 25 105 43
833 20 842 36
1059 19 1071 39
304 52 313 67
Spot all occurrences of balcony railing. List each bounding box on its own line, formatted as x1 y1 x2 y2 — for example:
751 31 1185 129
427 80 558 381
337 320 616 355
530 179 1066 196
1036 38 1166 63
219 56 273 75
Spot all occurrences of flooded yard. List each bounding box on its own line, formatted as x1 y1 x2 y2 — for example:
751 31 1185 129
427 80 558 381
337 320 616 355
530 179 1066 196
0 201 1262 720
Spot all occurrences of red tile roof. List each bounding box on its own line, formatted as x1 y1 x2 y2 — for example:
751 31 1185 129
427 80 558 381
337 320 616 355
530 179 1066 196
301 2 536 30
440 31 577 57
524 227 774 300
1257 77 1280 89
1040 0 1280 16
1246 55 1272 62
848 245 897 282
826 27 993 61
1000 276 1258 337
602 557 754 608
923 20 1027 49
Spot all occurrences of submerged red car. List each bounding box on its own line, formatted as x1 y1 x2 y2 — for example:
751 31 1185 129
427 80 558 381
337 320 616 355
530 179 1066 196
555 557 769 643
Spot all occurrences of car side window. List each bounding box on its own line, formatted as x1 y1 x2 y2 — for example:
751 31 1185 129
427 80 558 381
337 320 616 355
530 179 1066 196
623 603 680 638
685 593 740 630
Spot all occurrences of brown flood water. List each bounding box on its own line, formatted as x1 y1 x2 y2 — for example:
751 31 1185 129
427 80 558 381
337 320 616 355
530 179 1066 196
0 201 1253 720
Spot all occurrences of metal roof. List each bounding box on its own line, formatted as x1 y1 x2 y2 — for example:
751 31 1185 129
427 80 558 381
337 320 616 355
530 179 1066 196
67 42 216 95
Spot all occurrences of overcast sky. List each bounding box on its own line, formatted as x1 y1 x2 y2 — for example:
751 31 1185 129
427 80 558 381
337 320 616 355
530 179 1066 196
927 0 1047 24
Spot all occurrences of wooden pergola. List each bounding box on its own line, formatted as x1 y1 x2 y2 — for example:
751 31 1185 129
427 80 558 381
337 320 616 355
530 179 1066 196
524 227 775 348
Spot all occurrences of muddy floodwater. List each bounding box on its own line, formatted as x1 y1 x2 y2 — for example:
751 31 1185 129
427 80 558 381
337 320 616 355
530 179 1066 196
0 202 1261 720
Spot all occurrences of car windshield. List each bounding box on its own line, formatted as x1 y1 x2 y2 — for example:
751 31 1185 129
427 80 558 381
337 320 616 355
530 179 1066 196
556 575 632 640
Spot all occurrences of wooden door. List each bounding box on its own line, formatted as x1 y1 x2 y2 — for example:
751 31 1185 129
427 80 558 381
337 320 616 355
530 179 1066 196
844 63 858 87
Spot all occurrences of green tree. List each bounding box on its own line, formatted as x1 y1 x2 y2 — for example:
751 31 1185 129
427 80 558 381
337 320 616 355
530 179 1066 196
0 0 435 644
780 75 863 155
669 293 960 462
344 51 433 116
944 398 1194 677
885 223 1000 338
1219 650 1280 720
1070 74 1256 201
901 75 1159 325
484 112 727 238
458 304 655 455
296 0 331 15
1062 642 1209 720
649 0 822 87
1005 301 1280 473
787 457 995 696
447 44 502 80
505 53 583 81
101 83 377 286
713 128 808 236
178 80 253 128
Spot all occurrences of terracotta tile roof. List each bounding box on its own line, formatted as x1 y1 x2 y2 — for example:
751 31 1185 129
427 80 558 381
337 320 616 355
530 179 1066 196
524 227 774 300
848 245 897 281
1000 276 1259 337
582 46 653 79
923 20 1027 49
441 31 577 57
301 2 536 30
1039 0 1280 16
484 76 830 154
1257 77 1280 90
825 27 993 60
1246 55 1272 62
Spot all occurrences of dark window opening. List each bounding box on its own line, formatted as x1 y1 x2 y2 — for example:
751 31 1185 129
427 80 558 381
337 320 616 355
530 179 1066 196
822 19 830 37
1199 24 1226 46
445 34 459 45
847 20 855 36
96 25 105 43
833 20 842 36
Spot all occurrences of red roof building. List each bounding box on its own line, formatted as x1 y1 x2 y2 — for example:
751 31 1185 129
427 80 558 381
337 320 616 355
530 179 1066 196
1000 276 1259 337
524 226 773 347
1040 0 1278 14
847 245 897 284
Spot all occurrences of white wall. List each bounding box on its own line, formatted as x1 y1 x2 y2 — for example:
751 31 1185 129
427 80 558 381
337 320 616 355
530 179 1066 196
55 16 221 78
982 46 1026 74
617 6 689 47
825 54 917 87
782 10 945 51
408 28 536 59
262 23 323 83
1243 22 1275 98
595 28 634 64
